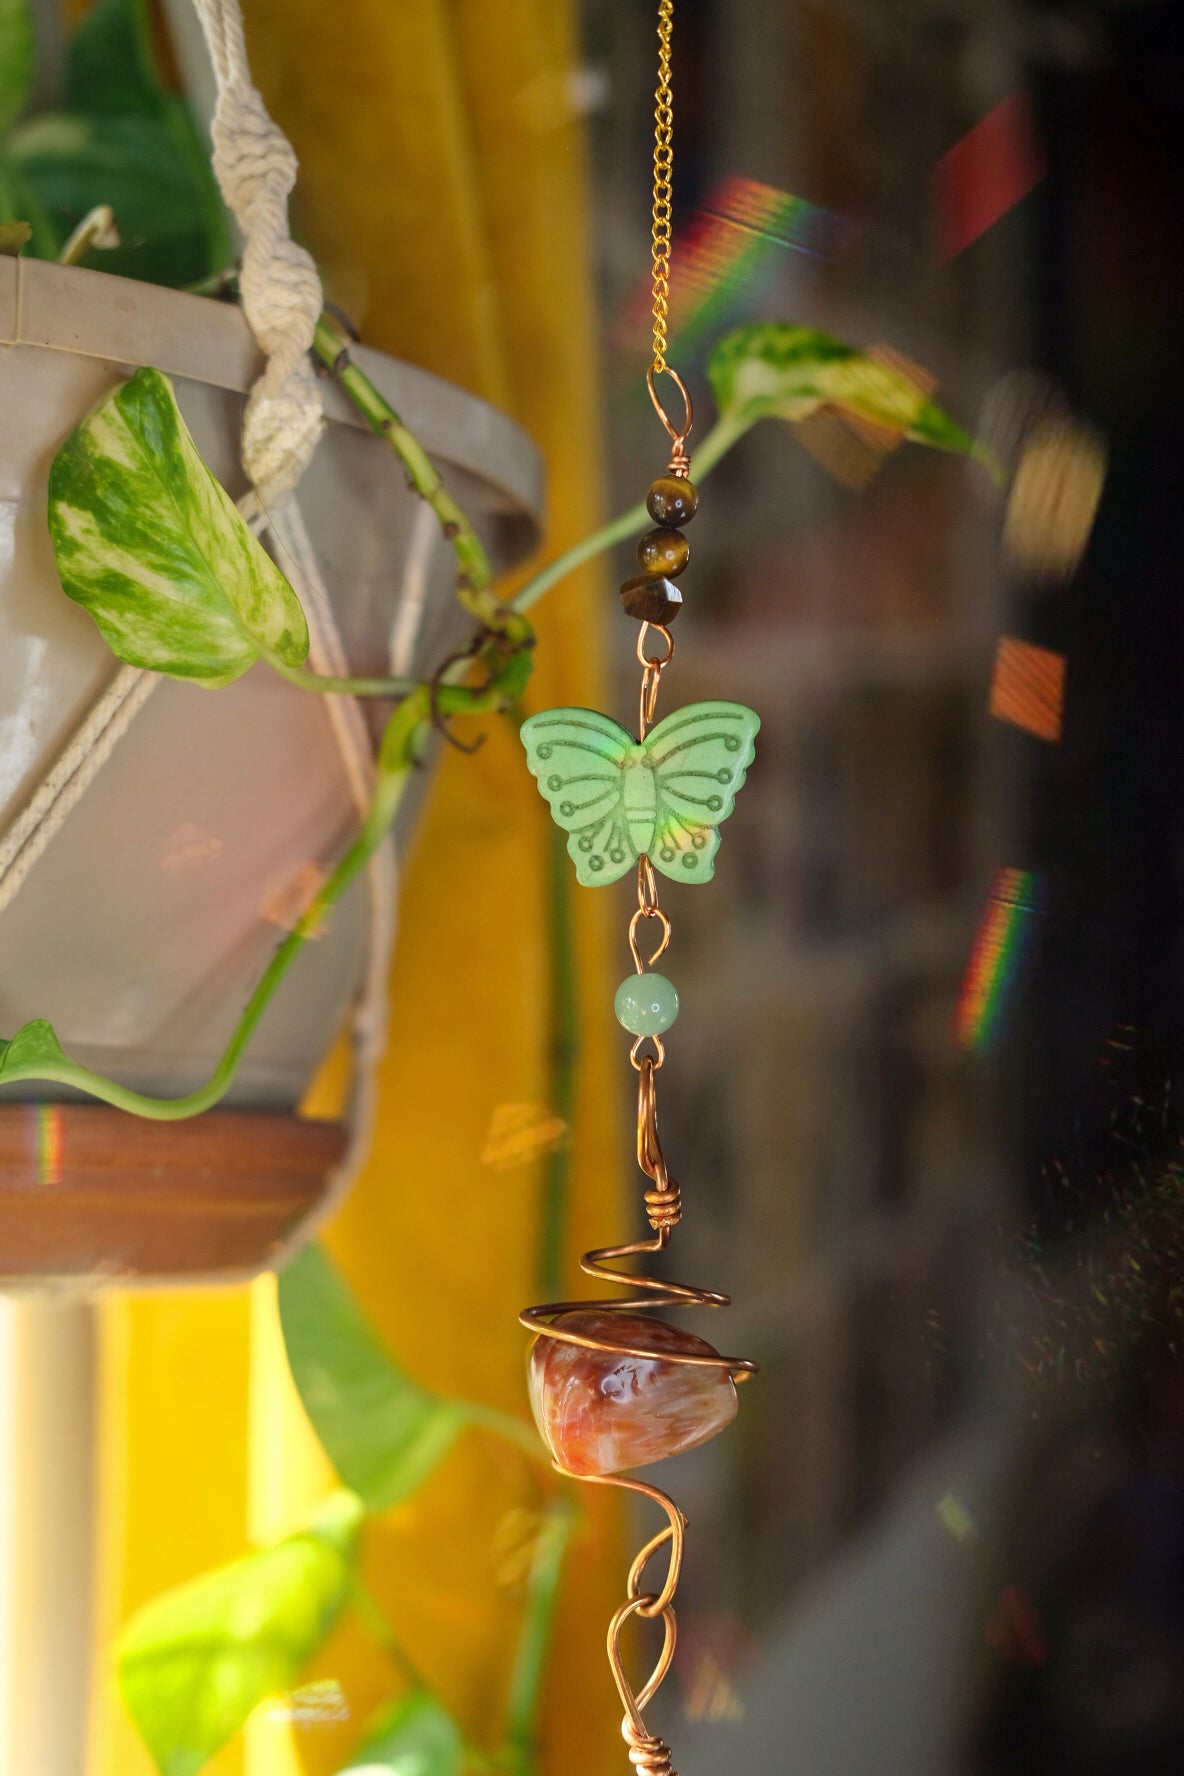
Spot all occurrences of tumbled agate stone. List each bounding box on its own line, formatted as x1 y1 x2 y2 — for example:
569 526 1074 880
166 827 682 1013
527 1309 738 1477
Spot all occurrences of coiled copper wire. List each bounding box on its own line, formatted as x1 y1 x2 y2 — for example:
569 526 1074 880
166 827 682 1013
520 1052 756 1759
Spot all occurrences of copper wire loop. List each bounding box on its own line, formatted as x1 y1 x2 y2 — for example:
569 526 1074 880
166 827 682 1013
637 855 660 913
629 906 671 973
611 1593 678 1721
636 623 675 669
636 1056 671 1193
639 667 660 739
629 1031 666 1071
636 627 673 738
645 364 694 476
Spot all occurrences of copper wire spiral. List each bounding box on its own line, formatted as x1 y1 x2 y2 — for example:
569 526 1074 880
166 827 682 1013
521 1049 756 1765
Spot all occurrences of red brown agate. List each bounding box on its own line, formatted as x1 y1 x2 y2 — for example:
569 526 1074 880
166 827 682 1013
527 1308 738 1477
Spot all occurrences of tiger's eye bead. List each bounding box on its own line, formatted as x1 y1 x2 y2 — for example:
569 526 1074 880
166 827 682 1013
636 526 690 577
528 1309 739 1476
645 476 699 528
620 573 683 624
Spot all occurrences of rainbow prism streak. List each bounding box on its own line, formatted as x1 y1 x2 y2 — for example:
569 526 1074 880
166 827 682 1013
31 1101 64 1186
956 868 1045 1052
617 177 847 363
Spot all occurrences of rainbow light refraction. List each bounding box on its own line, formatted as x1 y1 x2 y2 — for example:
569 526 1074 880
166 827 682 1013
618 177 847 362
33 1101 64 1185
956 868 1044 1052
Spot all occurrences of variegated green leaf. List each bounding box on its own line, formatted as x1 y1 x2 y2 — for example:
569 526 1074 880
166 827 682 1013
707 322 988 467
338 1691 464 1776
118 1491 362 1776
278 1245 464 1513
0 1018 68 1079
708 324 859 424
48 367 309 685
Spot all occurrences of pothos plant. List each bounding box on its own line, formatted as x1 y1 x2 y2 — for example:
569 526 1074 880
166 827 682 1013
0 0 229 281
9 302 999 1775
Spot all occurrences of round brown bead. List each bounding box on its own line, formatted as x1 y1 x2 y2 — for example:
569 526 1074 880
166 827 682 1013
636 526 690 577
645 476 699 528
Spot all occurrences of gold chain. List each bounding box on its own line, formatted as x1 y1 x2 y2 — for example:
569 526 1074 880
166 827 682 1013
650 0 674 374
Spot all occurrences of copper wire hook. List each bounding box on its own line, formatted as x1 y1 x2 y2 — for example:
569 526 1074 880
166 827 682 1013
646 364 694 475
629 1032 666 1071
629 906 672 973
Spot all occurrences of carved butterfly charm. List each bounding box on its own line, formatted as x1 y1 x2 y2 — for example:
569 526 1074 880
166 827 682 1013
520 701 760 887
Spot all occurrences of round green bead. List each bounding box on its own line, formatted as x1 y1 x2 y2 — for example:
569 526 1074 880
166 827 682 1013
614 971 680 1036
645 476 699 527
637 526 690 577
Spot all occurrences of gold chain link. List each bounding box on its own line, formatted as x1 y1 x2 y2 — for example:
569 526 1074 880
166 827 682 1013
650 0 674 374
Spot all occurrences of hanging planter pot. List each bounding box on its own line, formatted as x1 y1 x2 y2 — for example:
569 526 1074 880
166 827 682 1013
0 257 542 1288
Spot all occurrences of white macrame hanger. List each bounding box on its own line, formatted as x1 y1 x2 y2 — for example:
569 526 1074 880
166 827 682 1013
190 0 324 509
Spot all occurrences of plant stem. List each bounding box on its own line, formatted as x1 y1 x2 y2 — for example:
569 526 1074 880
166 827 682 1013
0 680 514 1116
502 1497 575 1776
454 1400 548 1467
0 785 401 1118
352 1574 499 1776
58 204 116 266
350 1573 429 1692
275 353 754 700
270 660 418 698
312 314 532 650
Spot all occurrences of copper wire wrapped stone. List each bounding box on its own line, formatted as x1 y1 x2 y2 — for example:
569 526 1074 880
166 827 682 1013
645 476 699 527
528 1309 738 1475
620 573 683 624
637 526 690 577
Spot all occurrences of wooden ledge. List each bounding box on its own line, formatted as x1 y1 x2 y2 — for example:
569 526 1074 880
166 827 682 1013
0 1106 348 1286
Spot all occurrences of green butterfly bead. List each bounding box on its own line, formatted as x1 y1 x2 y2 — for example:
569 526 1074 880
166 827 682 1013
520 700 760 887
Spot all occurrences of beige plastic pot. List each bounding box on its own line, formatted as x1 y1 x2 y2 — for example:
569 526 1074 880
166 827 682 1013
0 257 542 1283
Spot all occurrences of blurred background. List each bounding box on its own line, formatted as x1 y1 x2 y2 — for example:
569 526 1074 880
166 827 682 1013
589 4 1184 1772
3 0 1184 1773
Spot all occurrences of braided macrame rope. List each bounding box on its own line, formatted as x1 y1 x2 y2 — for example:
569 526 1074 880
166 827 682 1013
191 0 324 509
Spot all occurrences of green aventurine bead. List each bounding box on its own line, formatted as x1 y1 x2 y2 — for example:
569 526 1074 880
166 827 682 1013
615 972 680 1036
637 526 690 577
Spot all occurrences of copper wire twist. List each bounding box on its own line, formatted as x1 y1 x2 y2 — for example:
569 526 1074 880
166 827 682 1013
520 1053 756 1757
